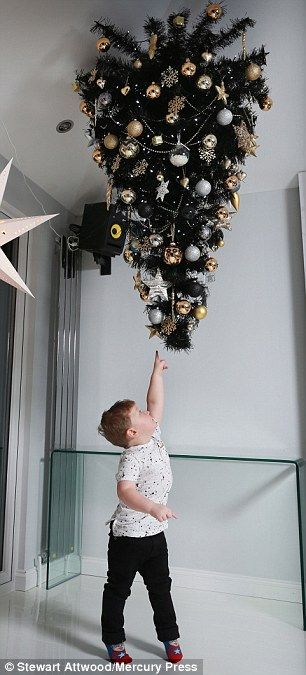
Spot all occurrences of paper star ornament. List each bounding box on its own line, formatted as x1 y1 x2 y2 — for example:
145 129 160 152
144 268 171 302
0 159 58 296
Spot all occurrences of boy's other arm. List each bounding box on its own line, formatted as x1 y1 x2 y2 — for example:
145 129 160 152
117 481 177 521
146 351 168 424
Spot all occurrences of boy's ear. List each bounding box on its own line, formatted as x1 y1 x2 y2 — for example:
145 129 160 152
126 427 137 439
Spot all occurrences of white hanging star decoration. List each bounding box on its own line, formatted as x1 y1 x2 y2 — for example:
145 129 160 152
156 180 169 202
215 81 229 104
144 268 171 302
0 158 58 296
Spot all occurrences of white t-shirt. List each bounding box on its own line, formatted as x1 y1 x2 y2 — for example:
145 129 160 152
105 419 173 537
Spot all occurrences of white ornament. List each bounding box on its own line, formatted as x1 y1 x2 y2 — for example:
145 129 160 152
169 144 190 167
156 180 170 202
149 308 164 324
0 159 58 295
216 108 233 125
185 245 201 261
145 268 171 302
195 179 212 196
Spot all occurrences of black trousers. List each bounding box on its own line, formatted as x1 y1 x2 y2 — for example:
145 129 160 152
101 521 180 645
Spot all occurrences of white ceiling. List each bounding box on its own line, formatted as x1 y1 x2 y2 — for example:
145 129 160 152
1 0 305 216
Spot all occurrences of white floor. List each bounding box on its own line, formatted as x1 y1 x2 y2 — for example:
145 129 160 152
0 575 306 674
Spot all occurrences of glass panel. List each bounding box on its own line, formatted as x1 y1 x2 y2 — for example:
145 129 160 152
0 231 17 574
46 451 84 588
297 460 306 629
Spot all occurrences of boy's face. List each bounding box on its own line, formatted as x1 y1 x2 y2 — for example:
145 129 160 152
127 403 156 442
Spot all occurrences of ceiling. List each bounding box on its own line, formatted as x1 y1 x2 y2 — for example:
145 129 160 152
1 0 305 216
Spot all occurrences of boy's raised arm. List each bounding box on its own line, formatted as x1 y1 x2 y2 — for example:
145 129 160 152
146 351 168 424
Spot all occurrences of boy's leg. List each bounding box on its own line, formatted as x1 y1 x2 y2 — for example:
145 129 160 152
101 526 139 645
138 532 180 643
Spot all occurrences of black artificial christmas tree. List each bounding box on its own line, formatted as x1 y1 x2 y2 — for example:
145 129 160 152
74 2 272 352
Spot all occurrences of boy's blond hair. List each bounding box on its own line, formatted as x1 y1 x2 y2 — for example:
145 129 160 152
98 399 135 448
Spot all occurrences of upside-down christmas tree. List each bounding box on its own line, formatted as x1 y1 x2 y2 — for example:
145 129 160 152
73 2 272 352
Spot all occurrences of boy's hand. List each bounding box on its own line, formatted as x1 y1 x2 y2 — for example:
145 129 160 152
153 350 168 373
149 503 177 522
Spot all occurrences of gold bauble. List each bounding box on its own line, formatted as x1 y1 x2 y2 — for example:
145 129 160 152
123 248 134 264
157 172 164 182
92 148 103 163
140 286 150 301
103 133 118 150
163 243 183 265
152 135 163 146
133 59 143 69
175 299 191 315
201 51 213 63
146 82 161 99
79 100 94 117
197 74 212 90
230 193 240 211
206 3 223 20
166 113 179 124
121 85 131 96
180 177 189 188
259 96 273 111
181 58 197 76
119 139 139 159
221 157 231 169
245 62 262 81
225 175 240 191
216 206 229 221
96 36 111 52
173 15 185 27
193 305 208 319
120 188 137 204
218 239 225 247
204 257 218 272
126 120 143 137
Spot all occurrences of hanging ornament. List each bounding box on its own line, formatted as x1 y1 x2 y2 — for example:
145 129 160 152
96 78 106 89
140 286 150 301
201 51 213 63
205 257 218 271
121 85 131 96
161 66 179 87
245 62 262 81
72 81 80 92
145 269 171 302
123 248 134 264
206 3 223 20
111 154 121 173
197 74 212 90
224 175 240 192
168 96 186 116
146 82 161 99
156 172 165 182
215 81 229 103
193 305 208 319
166 113 179 124
96 92 112 112
180 176 189 188
181 59 197 76
106 178 114 210
130 238 141 251
120 188 136 204
221 157 231 169
148 33 158 59
137 202 154 218
230 193 240 210
195 179 212 196
233 121 259 156
133 58 143 69
259 96 273 111
160 317 177 335
126 120 143 137
96 36 111 52
202 134 217 149
156 180 170 201
146 325 161 339
149 309 164 325
132 159 149 176
149 233 163 247
119 139 139 159
152 135 163 146
183 279 203 297
187 318 198 331
103 133 119 150
139 237 152 254
216 108 233 125
199 225 212 240
173 15 185 27
79 101 95 117
164 243 183 265
236 170 247 181
169 144 190 167
216 206 229 221
175 300 192 315
199 147 215 163
92 148 103 163
185 245 201 261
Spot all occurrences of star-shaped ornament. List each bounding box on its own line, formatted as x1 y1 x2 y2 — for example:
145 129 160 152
144 268 171 302
156 180 169 202
215 81 229 104
146 325 161 339
0 159 58 295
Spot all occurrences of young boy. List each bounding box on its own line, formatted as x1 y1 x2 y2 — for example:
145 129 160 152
98 351 183 664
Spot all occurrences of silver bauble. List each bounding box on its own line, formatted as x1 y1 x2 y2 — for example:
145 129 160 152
97 92 112 107
149 308 164 325
195 179 212 196
130 238 141 251
199 225 211 240
216 108 233 125
149 234 163 247
169 144 190 167
184 245 201 261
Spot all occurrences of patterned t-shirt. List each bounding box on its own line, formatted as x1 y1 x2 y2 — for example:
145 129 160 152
105 419 173 537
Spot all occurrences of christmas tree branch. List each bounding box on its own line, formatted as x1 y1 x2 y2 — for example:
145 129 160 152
90 19 140 56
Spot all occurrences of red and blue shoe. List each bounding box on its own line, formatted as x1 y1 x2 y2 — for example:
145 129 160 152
163 640 183 663
105 642 133 663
